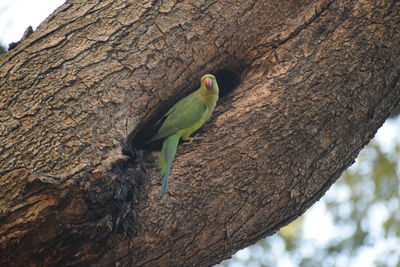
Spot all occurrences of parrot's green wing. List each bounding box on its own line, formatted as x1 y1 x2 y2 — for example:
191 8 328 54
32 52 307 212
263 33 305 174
147 93 206 143
163 91 196 117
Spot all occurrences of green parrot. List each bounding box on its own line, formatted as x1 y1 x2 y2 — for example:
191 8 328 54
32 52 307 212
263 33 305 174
145 74 219 196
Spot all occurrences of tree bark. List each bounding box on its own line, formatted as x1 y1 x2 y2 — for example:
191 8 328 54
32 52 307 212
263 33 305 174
1 0 399 266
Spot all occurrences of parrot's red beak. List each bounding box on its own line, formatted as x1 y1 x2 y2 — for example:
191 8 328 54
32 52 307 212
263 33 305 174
204 77 213 90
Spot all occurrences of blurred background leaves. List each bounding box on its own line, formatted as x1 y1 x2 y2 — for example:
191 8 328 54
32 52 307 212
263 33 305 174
219 117 400 267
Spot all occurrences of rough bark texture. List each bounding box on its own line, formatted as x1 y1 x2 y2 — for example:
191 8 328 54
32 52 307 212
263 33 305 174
1 0 399 266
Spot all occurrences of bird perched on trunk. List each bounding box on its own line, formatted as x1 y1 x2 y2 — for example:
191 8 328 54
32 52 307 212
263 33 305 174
145 74 219 196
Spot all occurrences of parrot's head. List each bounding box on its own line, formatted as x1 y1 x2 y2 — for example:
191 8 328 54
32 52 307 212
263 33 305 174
200 74 219 95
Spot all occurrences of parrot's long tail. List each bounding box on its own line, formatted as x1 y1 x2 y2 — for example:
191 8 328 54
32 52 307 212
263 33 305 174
158 134 180 196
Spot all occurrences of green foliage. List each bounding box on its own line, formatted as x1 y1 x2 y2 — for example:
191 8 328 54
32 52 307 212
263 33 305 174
219 117 400 267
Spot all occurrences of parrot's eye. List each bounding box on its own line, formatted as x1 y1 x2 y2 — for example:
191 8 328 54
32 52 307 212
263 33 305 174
204 78 213 90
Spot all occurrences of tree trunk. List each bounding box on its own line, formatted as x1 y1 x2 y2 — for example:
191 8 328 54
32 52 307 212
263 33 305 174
1 0 399 266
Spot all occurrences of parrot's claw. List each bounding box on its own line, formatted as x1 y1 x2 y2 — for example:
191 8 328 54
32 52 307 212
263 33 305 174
183 136 204 144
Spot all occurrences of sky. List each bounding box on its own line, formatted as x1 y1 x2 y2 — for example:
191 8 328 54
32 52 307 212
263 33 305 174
0 0 65 48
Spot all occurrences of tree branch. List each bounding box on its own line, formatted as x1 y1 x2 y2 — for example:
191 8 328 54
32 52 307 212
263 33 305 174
0 0 399 266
